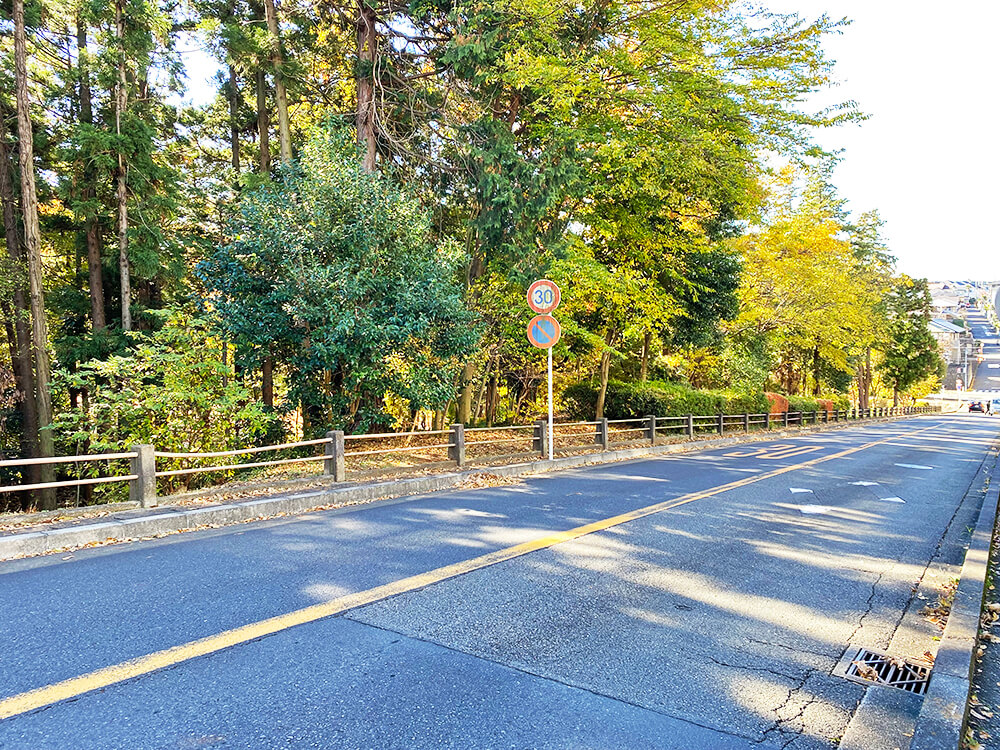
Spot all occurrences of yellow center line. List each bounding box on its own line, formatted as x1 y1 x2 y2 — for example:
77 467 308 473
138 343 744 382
0 421 941 721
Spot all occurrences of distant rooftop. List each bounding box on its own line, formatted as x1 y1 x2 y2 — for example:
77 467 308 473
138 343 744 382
929 319 967 334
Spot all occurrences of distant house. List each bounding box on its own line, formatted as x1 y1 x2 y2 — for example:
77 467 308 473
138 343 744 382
929 318 968 364
930 295 963 314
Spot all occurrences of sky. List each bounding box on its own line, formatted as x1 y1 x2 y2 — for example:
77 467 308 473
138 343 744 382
177 2 1000 282
762 0 1000 281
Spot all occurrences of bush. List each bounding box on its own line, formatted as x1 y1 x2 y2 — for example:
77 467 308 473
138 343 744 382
765 392 789 414
562 380 768 420
786 395 836 414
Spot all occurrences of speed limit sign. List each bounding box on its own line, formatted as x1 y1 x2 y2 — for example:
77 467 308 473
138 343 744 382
526 279 561 314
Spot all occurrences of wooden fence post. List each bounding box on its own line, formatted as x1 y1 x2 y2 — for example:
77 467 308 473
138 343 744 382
325 431 345 481
597 418 610 451
448 424 466 468
129 444 157 508
534 419 548 457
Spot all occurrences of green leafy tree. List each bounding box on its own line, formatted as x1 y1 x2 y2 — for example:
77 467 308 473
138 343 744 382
880 277 942 405
198 126 476 433
52 310 279 496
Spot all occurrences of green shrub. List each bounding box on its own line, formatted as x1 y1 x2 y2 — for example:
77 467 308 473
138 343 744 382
562 380 768 420
786 395 822 414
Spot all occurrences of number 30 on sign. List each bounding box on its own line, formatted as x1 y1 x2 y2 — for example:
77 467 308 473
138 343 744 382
526 279 560 314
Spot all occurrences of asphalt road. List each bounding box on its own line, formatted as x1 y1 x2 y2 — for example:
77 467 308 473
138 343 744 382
969 307 1000 404
1 415 997 749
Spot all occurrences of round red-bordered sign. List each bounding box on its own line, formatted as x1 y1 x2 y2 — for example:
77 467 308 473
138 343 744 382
527 314 561 349
526 279 561 314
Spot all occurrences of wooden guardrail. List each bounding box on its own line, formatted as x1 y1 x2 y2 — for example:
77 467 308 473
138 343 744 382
0 406 940 508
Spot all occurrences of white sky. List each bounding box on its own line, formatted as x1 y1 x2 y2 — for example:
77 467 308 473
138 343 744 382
763 0 1000 281
178 2 1000 281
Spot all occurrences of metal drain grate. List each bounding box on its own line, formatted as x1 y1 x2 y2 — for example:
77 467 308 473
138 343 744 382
842 648 931 694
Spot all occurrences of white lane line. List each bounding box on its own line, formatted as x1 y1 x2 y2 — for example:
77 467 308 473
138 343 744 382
798 505 831 514
879 497 906 503
851 481 880 486
895 463 934 470
789 488 814 494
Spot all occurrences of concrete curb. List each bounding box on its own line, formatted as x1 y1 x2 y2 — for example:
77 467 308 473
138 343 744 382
910 486 1000 750
0 415 923 562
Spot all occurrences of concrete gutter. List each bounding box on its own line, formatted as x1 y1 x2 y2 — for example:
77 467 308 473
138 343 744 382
0 415 921 562
910 487 1000 750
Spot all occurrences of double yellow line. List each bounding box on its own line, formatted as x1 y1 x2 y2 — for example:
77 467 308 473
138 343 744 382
0 421 938 721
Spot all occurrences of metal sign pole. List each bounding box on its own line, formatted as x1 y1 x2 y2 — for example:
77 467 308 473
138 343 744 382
547 346 554 461
526 279 561 463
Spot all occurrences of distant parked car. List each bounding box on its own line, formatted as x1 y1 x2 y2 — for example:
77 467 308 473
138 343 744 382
969 401 985 413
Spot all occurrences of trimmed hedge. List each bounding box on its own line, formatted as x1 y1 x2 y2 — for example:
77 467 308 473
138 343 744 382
765 392 789 414
563 380 769 421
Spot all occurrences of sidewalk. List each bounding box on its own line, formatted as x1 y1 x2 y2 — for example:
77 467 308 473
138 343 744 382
965 525 1000 749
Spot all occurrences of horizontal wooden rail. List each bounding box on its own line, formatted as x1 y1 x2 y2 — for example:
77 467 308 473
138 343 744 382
155 455 327 478
344 443 454 458
464 425 534 433
0 474 139 494
154 438 330 459
466 436 533 446
0 452 136 468
344 429 450 440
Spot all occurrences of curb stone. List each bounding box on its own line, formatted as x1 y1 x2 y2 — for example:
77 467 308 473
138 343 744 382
909 480 999 750
0 415 925 562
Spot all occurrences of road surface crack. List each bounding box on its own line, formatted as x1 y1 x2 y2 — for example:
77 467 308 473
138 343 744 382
847 570 886 647
745 637 832 659
755 667 824 748
707 655 802 682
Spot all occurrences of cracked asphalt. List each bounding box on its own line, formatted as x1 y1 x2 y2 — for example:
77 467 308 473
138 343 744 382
1 414 997 749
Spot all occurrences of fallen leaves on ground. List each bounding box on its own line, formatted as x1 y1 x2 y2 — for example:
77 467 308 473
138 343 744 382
921 577 960 630
458 473 523 489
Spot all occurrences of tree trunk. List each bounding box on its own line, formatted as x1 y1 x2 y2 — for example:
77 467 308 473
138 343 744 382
485 374 498 426
114 0 131 331
262 355 274 407
228 64 241 177
640 331 651 381
255 69 270 173
356 0 377 171
812 344 821 397
594 330 615 419
0 123 39 482
456 360 475 424
859 347 872 410
472 354 494 424
263 0 292 164
77 19 106 332
13 0 56 506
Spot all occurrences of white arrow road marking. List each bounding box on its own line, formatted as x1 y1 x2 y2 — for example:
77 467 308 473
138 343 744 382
789 488 814 494
851 481 880 486
798 505 832 514
879 496 906 503
895 463 934 470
